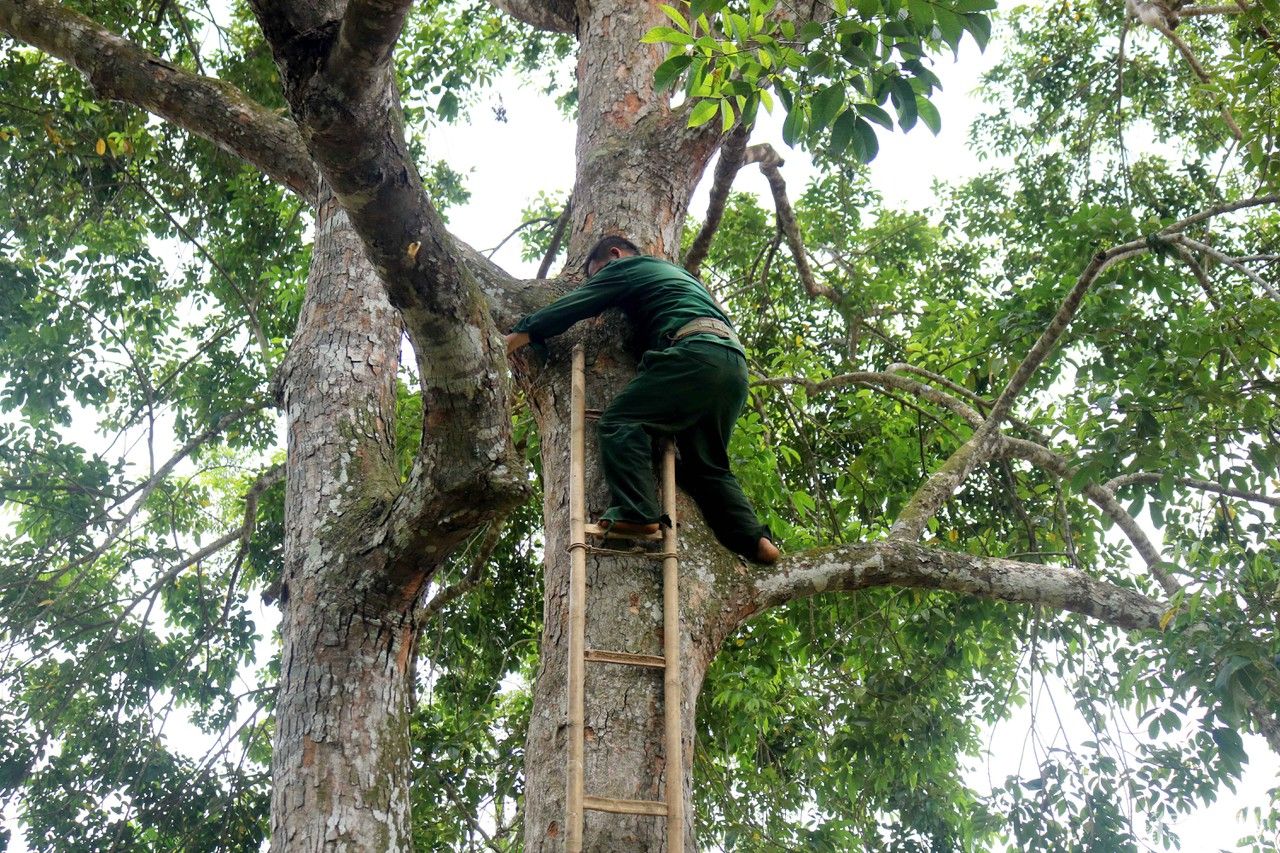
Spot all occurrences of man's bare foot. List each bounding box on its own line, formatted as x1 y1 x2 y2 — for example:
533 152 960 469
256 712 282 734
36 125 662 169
599 519 661 536
756 537 780 564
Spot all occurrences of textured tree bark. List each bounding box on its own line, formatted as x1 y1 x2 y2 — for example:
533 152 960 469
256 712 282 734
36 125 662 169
563 0 720 263
271 192 418 851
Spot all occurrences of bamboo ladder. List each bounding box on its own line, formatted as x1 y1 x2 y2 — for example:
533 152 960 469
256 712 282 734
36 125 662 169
565 344 684 853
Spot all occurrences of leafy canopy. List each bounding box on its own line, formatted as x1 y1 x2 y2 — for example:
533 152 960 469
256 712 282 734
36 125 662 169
0 0 1278 849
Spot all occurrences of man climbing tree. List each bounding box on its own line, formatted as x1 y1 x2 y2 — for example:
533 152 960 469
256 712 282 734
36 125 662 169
506 236 779 564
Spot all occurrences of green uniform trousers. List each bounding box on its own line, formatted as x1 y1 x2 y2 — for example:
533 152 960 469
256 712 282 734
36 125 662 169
598 337 770 559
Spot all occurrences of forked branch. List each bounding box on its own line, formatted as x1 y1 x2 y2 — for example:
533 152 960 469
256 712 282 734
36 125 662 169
1000 437 1180 596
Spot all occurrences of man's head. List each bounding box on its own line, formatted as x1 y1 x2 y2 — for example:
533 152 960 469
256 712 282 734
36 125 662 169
584 235 640 277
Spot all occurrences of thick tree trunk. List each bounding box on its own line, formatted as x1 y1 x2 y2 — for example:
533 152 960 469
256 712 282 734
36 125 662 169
519 0 735 844
271 192 420 850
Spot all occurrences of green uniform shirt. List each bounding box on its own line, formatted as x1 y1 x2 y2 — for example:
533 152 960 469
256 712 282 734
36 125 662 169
512 255 744 357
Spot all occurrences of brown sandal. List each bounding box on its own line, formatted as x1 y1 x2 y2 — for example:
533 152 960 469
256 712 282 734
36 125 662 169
594 518 661 537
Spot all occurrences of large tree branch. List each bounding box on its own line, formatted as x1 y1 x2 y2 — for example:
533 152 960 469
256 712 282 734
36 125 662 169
885 196 1280 545
729 541 1166 635
0 0 318 200
486 0 577 33
685 124 751 277
755 144 840 303
1172 234 1280 300
886 241 1149 542
328 0 415 99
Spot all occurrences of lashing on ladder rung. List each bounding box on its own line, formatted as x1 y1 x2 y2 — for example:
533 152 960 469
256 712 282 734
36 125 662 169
585 648 667 668
567 344 683 853
582 544 675 560
583 795 668 817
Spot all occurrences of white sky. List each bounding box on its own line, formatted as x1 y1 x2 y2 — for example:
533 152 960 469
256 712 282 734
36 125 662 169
4 4 1277 851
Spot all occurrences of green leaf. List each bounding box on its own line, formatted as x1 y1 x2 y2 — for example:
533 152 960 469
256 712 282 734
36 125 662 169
906 0 934 26
934 7 964 52
688 97 721 128
658 3 691 31
856 102 893 129
790 490 816 512
654 54 694 92
799 21 824 42
963 12 992 51
890 77 918 130
851 116 879 162
916 95 940 134
720 98 735 132
830 110 857 157
781 102 806 145
810 84 846 132
641 26 695 46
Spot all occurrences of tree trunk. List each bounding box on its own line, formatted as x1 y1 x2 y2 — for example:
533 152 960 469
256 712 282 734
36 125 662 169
518 0 737 842
271 192 420 850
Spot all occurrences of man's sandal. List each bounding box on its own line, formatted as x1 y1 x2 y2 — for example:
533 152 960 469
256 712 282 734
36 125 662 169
593 518 661 538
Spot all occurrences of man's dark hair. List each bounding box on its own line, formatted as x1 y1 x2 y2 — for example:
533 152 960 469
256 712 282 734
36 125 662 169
584 235 640 273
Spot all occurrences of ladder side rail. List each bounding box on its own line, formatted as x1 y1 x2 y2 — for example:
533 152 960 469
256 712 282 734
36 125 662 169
567 345 588 853
661 440 684 853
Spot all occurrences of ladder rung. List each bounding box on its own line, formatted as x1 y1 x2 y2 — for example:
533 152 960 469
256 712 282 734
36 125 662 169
584 522 663 541
585 649 666 669
583 795 668 817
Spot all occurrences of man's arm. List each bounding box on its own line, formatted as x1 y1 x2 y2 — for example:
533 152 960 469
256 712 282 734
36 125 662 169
507 261 635 351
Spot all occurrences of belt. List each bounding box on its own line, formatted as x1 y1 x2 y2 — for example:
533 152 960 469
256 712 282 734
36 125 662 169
670 317 741 349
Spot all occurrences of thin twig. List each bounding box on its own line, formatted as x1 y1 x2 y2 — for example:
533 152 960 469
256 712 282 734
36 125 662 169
1104 472 1280 507
537 196 572 279
416 521 505 622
